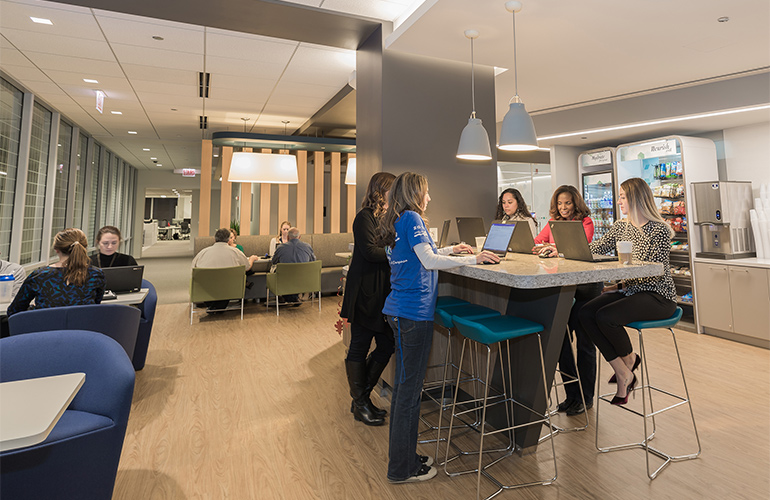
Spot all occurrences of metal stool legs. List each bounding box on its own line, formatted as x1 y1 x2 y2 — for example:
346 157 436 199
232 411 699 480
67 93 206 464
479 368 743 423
541 337 589 440
595 324 701 479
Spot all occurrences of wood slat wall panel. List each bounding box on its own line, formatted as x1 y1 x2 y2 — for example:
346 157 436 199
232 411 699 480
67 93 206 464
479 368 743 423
259 148 272 235
278 150 290 225
239 147 253 235
347 153 356 232
198 140 212 236
296 151 307 233
330 152 341 233
313 151 324 233
219 146 233 230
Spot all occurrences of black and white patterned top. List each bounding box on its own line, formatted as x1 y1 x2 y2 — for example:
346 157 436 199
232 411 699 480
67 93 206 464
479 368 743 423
589 220 677 302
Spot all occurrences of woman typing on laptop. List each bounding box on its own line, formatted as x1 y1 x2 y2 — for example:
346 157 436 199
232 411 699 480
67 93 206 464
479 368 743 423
579 178 677 406
90 226 137 268
495 188 537 237
532 185 593 257
8 228 105 316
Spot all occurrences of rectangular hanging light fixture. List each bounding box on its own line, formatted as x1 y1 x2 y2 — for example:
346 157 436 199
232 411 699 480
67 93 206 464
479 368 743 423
228 152 298 184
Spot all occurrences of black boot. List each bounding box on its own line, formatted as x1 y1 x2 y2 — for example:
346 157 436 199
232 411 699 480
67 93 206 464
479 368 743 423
364 355 389 418
345 360 385 426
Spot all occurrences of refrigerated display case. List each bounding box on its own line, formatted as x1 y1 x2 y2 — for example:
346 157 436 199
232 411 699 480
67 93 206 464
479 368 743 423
615 136 718 329
579 148 616 241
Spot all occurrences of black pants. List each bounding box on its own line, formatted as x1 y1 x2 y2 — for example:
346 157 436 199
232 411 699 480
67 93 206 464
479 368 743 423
579 291 677 362
559 283 601 402
346 321 395 364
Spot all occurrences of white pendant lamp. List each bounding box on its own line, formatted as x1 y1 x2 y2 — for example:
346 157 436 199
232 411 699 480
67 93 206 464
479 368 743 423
228 151 299 184
498 1 538 152
344 157 356 185
457 29 492 161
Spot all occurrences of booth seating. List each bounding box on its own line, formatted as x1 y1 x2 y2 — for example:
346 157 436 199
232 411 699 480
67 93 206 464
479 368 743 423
595 307 701 479
133 279 158 370
194 233 352 299
8 304 141 362
0 330 135 500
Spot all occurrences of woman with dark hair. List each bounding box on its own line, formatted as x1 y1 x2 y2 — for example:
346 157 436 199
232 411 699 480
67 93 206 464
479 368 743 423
8 228 105 315
533 185 600 416
378 172 498 483
90 226 138 268
340 171 396 427
495 188 537 236
580 178 677 406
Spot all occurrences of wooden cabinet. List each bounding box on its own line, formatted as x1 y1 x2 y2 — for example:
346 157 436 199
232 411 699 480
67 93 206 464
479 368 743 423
694 262 770 344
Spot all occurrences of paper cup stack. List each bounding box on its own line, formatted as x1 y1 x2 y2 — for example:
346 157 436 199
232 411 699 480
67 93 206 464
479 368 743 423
750 183 770 259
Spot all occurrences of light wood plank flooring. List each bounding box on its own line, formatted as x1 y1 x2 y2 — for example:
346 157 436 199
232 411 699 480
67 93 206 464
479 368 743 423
115 298 770 499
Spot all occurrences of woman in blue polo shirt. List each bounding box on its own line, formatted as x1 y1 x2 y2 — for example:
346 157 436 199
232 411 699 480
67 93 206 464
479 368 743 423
378 172 499 483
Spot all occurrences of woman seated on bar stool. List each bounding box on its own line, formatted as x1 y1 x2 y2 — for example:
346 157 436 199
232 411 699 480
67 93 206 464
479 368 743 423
8 228 105 316
495 187 537 237
90 226 138 268
378 172 499 483
579 177 677 405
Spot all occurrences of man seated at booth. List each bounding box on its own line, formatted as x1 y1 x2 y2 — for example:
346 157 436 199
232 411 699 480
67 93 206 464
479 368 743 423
271 227 316 305
192 228 259 312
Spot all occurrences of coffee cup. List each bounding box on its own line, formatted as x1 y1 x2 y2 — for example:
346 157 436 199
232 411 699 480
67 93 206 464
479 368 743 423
617 241 633 264
475 236 486 250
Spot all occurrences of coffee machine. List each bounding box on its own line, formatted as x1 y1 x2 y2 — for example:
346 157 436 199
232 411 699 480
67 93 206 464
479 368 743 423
692 181 755 259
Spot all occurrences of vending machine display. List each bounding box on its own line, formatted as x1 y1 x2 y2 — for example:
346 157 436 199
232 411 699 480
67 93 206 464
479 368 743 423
579 148 615 241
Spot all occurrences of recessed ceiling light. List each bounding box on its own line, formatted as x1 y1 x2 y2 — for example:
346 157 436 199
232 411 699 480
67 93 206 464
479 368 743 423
161 195 167 198
150 157 157 160
111 111 122 115
83 78 99 84
213 154 219 158
143 148 150 151
128 131 137 134
152 35 164 40
156 164 162 166
30 17 53 25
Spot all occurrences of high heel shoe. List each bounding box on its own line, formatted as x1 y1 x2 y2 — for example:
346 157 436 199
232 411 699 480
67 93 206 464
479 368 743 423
610 374 637 406
609 353 640 384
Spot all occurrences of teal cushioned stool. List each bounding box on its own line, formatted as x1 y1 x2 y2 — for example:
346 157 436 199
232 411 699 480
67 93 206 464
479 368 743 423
420 301 501 465
595 307 701 480
446 314 557 499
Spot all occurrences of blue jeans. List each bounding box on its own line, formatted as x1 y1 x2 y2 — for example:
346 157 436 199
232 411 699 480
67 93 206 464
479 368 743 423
386 316 434 481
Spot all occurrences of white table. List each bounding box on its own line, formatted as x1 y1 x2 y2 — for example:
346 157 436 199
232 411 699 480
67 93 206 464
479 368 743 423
0 288 149 316
0 372 85 452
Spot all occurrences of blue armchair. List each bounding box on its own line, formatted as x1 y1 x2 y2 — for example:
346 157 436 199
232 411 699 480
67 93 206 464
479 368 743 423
8 304 141 362
0 330 135 500
132 279 158 370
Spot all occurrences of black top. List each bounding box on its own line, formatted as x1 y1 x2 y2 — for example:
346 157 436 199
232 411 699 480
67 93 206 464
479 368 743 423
340 207 391 332
7 266 105 316
90 252 138 268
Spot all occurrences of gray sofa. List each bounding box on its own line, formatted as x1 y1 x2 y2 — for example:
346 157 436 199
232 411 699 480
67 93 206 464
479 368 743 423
193 233 353 299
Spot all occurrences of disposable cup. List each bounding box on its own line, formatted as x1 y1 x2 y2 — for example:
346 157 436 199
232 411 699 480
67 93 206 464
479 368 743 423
475 236 486 250
617 241 633 264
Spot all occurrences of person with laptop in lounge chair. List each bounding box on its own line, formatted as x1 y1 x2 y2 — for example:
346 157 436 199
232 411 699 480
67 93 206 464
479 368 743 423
271 227 316 306
193 228 259 313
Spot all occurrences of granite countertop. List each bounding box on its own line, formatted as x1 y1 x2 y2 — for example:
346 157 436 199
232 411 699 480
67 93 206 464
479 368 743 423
441 253 664 289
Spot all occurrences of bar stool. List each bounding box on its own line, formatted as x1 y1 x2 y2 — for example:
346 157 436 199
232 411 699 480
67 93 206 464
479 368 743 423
595 307 701 479
445 314 557 500
419 300 501 464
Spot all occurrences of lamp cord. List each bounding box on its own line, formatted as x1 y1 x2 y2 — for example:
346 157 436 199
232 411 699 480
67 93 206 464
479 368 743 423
470 36 476 118
512 10 519 97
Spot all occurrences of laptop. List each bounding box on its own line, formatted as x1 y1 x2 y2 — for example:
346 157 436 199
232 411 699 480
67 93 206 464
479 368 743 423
450 223 515 257
549 221 616 262
507 220 536 254
456 217 486 246
102 265 145 294
437 219 451 248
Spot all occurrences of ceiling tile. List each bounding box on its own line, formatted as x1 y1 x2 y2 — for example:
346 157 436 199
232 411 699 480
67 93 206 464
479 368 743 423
95 12 204 53
1 28 115 61
205 30 297 63
110 43 204 71
23 52 124 76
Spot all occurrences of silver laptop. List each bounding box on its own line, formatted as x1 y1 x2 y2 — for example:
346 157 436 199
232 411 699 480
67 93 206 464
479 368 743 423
451 223 514 257
438 219 451 248
507 220 536 254
456 217 486 245
549 221 616 262
102 265 144 294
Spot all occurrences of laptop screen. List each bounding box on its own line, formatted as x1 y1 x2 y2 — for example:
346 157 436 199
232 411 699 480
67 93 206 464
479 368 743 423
483 224 516 254
456 217 486 245
438 219 451 248
102 265 144 294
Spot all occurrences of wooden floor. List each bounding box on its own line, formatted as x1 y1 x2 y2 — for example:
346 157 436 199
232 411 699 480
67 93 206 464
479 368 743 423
115 297 770 500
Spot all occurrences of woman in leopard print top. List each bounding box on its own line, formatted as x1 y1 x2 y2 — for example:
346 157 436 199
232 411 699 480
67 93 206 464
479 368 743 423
579 178 677 405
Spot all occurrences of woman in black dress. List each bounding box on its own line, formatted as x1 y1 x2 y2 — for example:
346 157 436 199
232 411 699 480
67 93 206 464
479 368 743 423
340 171 396 426
90 226 137 268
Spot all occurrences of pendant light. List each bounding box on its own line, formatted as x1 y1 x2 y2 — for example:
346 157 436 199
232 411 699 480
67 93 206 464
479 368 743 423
498 1 538 151
228 120 299 183
456 29 492 161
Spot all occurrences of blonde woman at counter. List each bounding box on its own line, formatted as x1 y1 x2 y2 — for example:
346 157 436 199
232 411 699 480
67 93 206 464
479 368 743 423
579 177 677 406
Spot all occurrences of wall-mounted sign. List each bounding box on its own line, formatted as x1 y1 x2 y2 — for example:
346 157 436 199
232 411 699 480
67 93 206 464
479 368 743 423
95 90 104 114
581 150 612 167
619 139 679 161
181 168 196 177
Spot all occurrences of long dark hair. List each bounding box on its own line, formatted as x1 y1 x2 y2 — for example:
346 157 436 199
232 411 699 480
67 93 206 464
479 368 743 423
53 228 90 286
378 172 428 249
495 188 535 222
549 185 591 221
362 172 396 217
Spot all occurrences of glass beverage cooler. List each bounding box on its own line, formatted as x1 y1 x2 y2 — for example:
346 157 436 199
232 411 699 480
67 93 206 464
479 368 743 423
615 136 718 328
579 148 615 240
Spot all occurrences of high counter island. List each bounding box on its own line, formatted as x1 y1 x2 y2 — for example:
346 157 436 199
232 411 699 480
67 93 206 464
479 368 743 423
437 253 664 450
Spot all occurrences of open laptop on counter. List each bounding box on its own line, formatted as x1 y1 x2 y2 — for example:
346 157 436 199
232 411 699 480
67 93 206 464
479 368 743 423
456 217 486 245
507 220 537 254
101 265 145 300
450 223 515 260
437 219 451 248
549 221 616 262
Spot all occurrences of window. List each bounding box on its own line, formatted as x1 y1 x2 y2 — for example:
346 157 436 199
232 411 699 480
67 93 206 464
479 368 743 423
19 101 52 264
87 143 101 243
50 120 72 256
72 132 88 229
0 78 22 259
